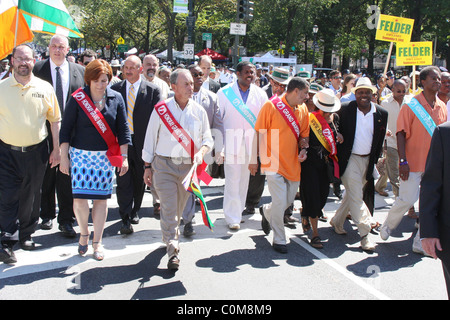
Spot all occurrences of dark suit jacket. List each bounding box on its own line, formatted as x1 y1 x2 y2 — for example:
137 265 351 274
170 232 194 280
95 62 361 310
336 100 388 181
208 79 221 93
420 122 450 240
33 59 85 115
110 79 161 161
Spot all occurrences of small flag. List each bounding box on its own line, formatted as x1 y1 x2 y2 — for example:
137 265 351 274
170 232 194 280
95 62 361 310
182 164 214 231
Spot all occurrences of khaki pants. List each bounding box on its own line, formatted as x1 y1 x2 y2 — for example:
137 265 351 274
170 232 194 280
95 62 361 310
383 171 423 230
263 173 299 245
333 154 373 237
153 155 192 258
375 147 399 197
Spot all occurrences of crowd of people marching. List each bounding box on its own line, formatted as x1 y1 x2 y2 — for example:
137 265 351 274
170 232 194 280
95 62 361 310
1 35 450 295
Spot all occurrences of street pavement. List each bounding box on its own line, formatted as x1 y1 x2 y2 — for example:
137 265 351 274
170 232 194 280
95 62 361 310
0 177 447 301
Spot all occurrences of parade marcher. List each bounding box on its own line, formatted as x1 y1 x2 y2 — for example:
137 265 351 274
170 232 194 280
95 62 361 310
327 70 342 97
380 67 447 256
301 89 342 249
142 69 213 270
198 55 221 93
60 59 130 260
77 49 97 67
0 44 61 263
181 64 224 237
251 77 310 253
340 74 357 103
217 61 267 230
437 72 450 116
420 122 450 298
111 56 161 234
330 77 388 252
33 34 85 238
374 80 407 197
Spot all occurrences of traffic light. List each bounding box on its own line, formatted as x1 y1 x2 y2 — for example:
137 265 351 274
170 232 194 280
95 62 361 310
238 0 254 21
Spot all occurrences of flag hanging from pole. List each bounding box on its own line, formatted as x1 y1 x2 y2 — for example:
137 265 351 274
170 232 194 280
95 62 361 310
182 164 214 231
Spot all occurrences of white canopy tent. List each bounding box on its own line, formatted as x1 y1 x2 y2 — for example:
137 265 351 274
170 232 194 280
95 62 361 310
241 51 297 65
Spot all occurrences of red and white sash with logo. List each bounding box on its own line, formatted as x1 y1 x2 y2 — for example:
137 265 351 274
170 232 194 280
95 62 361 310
270 95 301 141
72 88 123 167
155 100 212 185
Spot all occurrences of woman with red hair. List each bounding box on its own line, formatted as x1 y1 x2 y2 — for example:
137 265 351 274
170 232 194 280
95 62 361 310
59 59 130 260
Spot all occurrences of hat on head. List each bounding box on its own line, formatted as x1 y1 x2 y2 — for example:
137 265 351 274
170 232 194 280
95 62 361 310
110 59 120 67
313 88 341 113
271 67 291 85
351 77 376 94
309 83 323 94
297 71 311 79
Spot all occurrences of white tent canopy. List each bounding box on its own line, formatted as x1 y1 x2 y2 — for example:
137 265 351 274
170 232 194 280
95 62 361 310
156 49 184 60
242 51 297 65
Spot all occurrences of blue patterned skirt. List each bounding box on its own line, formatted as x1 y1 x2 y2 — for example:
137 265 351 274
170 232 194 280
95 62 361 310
70 147 114 199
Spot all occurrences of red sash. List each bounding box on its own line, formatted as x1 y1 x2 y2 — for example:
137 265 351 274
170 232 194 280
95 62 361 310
270 95 301 140
311 111 339 179
72 88 123 167
155 100 212 185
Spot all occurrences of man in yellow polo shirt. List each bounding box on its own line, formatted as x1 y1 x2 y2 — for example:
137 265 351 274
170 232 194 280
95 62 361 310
249 77 310 253
0 44 61 264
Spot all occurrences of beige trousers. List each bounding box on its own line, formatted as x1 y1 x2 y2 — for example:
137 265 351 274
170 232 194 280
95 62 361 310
333 154 373 237
263 173 299 245
375 146 400 197
152 155 192 258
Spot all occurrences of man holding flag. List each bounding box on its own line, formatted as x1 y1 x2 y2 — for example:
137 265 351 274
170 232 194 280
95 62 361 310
142 69 213 270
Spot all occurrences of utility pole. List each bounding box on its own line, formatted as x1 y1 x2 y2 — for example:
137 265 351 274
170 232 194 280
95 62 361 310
232 0 254 68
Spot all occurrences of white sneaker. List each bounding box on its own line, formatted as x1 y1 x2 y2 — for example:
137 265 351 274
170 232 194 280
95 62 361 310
380 224 391 241
361 235 376 251
412 232 432 257
330 218 347 235
228 223 240 230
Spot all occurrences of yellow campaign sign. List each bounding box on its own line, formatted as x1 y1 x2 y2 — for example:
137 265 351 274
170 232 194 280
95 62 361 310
376 14 414 43
396 41 433 66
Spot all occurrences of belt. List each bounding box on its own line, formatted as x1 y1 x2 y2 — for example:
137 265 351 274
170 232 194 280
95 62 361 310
352 153 370 157
0 139 45 153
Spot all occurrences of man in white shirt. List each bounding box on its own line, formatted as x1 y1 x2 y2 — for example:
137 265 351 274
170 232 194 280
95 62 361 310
142 54 171 100
142 69 213 270
216 61 268 230
375 80 407 197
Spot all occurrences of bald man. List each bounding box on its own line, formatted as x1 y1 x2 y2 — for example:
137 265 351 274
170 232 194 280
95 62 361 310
111 55 161 234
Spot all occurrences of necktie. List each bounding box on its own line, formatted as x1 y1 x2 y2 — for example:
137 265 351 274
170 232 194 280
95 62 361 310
55 66 64 113
127 84 136 133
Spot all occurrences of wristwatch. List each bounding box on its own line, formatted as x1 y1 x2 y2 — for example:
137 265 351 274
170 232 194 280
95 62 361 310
144 165 152 170
399 159 408 166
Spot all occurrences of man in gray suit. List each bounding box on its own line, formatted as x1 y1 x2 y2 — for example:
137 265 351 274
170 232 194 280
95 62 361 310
420 122 450 298
181 64 224 236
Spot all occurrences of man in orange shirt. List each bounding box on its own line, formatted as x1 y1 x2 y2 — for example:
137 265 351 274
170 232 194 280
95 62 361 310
380 66 447 255
249 77 310 253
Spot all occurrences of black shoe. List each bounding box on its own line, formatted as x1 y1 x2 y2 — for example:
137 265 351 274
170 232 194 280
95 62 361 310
183 222 196 237
120 220 134 235
167 255 180 270
259 206 271 235
242 206 255 215
0 246 17 264
40 218 53 230
20 238 36 251
273 243 288 254
59 223 76 238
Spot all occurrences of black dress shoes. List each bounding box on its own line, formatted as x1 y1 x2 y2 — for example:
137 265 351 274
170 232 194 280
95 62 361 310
120 220 134 235
167 255 180 270
0 246 17 264
59 223 76 238
20 238 36 251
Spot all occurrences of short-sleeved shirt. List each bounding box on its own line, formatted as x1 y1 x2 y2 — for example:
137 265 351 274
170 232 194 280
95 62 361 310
255 95 309 181
0 74 61 147
396 93 447 172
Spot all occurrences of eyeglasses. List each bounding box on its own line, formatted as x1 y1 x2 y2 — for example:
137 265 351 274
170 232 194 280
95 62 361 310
332 76 342 79
191 72 204 78
13 57 33 63
83 61 90 66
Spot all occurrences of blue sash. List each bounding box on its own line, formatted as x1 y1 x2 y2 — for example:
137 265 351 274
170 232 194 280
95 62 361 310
222 85 257 128
406 97 437 137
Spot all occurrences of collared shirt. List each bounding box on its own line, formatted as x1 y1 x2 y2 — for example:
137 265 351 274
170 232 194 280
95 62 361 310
381 95 403 149
0 74 61 146
238 85 250 104
49 58 70 110
328 84 342 96
397 93 447 172
352 102 376 155
126 78 141 105
255 95 310 181
142 97 214 164
141 74 170 101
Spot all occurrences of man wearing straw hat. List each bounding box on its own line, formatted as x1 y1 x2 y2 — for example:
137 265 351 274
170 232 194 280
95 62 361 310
330 77 388 252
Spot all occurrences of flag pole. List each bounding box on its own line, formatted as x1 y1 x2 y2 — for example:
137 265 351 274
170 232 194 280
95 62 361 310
14 0 21 47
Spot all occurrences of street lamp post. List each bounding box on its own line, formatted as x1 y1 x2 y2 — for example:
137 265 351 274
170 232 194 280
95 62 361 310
312 25 318 77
